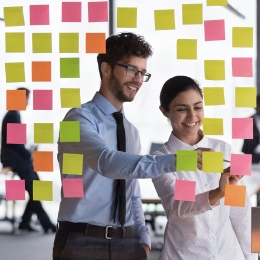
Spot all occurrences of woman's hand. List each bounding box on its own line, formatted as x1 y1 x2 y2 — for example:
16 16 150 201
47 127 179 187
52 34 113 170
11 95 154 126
195 147 214 170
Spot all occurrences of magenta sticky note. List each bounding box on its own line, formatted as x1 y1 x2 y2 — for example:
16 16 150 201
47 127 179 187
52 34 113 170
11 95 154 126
62 178 84 198
62 2 81 22
174 180 196 202
204 19 225 41
33 90 53 110
88 1 108 22
7 123 26 144
232 118 253 139
30 5 49 25
232 57 253 77
230 154 252 176
5 180 25 200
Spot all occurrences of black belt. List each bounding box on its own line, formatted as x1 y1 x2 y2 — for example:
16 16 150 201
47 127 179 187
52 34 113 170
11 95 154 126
58 221 135 239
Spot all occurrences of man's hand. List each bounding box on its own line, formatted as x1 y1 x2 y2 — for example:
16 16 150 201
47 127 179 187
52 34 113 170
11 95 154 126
195 147 214 170
141 243 150 256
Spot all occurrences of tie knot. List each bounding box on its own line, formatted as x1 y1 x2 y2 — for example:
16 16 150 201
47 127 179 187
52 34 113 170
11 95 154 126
113 112 123 123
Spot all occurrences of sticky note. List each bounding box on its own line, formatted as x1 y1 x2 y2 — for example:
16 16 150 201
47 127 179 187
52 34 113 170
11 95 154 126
206 0 227 6
176 150 197 171
30 5 49 25
177 39 197 59
5 62 25 83
230 154 252 176
232 27 253 48
235 87 256 108
33 90 52 110
34 123 54 144
59 33 79 53
224 184 246 207
32 33 52 53
60 88 81 108
5 32 25 52
60 58 80 78
174 180 196 201
202 151 223 172
33 151 53 172
6 90 27 110
182 4 203 25
117 8 137 28
204 60 225 80
4 6 25 26
202 118 223 135
232 58 253 77
33 180 53 201
5 180 25 200
32 61 51 82
62 153 83 175
204 20 225 41
203 87 225 105
62 178 84 198
88 1 108 22
232 118 253 139
60 121 80 142
154 9 175 30
86 33 106 53
62 2 81 22
7 123 26 144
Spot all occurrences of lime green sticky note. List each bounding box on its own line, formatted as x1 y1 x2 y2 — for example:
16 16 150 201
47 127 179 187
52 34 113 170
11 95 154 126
60 88 81 108
33 180 53 201
235 87 256 108
32 33 52 53
60 58 80 78
5 62 25 83
4 6 25 26
34 123 54 143
176 150 197 171
204 60 225 80
177 39 197 59
203 87 225 105
60 121 80 142
154 9 175 30
202 151 223 172
202 118 223 135
62 153 83 175
232 27 253 48
182 4 203 25
59 33 79 53
207 0 227 6
5 33 25 52
117 8 137 28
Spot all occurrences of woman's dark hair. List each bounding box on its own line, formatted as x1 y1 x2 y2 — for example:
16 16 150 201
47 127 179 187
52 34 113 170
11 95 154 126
97 32 153 79
160 76 203 112
17 87 30 98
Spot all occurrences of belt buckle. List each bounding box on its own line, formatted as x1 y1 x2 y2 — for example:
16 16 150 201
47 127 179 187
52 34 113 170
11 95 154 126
105 226 113 239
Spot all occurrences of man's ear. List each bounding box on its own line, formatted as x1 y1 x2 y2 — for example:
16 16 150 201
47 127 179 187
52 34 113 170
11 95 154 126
159 105 169 118
101 62 111 78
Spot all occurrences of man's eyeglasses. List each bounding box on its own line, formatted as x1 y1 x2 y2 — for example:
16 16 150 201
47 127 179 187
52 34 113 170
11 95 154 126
112 63 151 82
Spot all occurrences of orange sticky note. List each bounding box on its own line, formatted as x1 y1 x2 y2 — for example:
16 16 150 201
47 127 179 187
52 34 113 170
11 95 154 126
224 185 246 207
32 61 51 82
6 89 27 110
86 33 106 53
33 151 53 172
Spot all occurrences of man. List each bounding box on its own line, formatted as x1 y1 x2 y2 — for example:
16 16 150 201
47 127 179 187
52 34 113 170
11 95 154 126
1 87 56 232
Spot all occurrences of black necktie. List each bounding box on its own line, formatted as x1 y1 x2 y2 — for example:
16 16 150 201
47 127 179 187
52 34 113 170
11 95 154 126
112 112 126 227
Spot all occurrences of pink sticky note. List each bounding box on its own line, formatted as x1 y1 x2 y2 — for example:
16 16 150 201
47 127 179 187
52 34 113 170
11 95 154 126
62 2 81 22
204 19 225 41
174 180 196 201
232 118 253 139
33 90 53 110
7 123 26 144
230 154 252 176
30 5 49 25
62 178 84 198
5 180 25 200
88 1 108 22
232 57 253 77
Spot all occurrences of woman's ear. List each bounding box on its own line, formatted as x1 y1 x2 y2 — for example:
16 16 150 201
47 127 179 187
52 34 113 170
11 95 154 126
159 105 169 118
101 62 111 78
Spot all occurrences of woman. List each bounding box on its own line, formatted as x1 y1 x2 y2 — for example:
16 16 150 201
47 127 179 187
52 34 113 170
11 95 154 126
152 76 257 259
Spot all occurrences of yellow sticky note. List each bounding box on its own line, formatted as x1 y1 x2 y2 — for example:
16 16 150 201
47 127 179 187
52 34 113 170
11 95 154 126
177 39 197 59
5 62 25 83
62 153 83 175
182 4 203 25
202 118 223 135
204 60 225 80
203 87 225 105
34 123 54 143
117 8 137 28
59 33 79 53
60 88 81 108
202 151 223 172
207 0 227 6
4 6 25 26
224 184 246 207
232 27 253 48
32 33 52 53
5 33 25 52
235 87 256 108
154 9 175 30
33 180 53 201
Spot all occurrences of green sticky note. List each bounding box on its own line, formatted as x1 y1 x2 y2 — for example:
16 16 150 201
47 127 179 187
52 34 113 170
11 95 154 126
235 87 256 108
202 151 223 172
59 33 79 53
4 6 25 26
60 121 80 142
33 180 53 201
5 62 25 83
5 33 25 52
202 118 223 135
34 123 54 143
232 27 253 48
204 60 225 80
182 4 203 25
154 9 175 30
203 87 225 105
177 39 197 59
176 150 197 171
117 8 137 28
32 33 52 53
60 88 81 108
62 153 83 175
60 58 80 78
207 0 227 6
